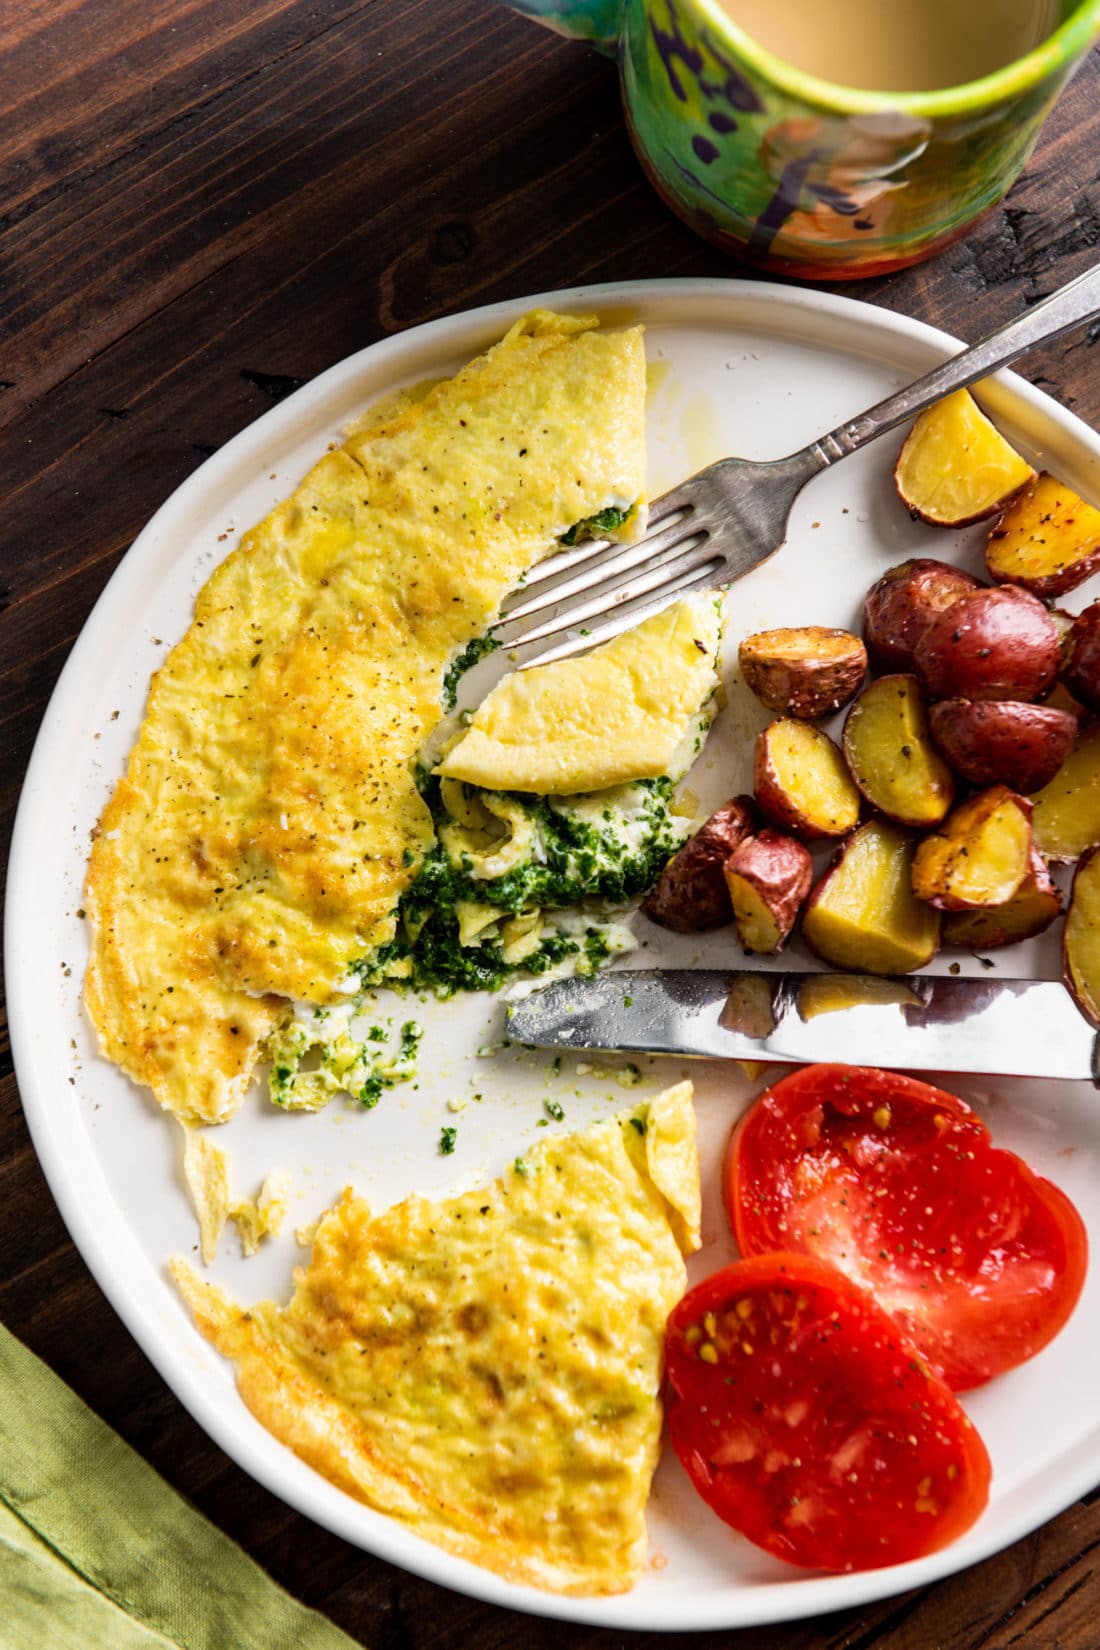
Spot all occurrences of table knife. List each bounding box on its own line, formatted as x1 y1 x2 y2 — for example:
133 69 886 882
505 970 1099 1083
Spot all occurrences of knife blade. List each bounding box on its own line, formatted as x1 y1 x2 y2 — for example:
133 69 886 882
505 970 1100 1083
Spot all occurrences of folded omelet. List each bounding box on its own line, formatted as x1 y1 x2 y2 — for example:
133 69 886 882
438 596 723 795
173 1081 700 1595
85 312 647 1124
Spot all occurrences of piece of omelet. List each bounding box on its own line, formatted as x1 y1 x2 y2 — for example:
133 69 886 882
437 594 722 795
173 1081 700 1595
85 313 647 1124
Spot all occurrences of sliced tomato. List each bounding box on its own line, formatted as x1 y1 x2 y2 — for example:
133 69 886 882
725 1063 1087 1391
665 1254 991 1573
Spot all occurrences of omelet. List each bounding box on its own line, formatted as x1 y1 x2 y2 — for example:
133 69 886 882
172 1081 700 1595
437 594 723 795
85 312 647 1124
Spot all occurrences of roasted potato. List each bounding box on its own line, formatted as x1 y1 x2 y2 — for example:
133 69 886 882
915 585 1060 703
862 558 982 673
942 848 1062 949
911 786 1033 911
723 829 813 955
1030 722 1100 862
842 674 954 827
928 698 1077 794
1063 600 1100 714
641 796 756 932
1064 845 1100 1027
1049 605 1077 652
802 819 941 975
894 389 1035 527
753 719 861 840
738 626 867 719
985 472 1100 597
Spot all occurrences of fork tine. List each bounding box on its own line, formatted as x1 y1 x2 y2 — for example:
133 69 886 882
494 511 697 627
510 534 614 591
503 535 721 649
508 489 694 594
514 565 723 671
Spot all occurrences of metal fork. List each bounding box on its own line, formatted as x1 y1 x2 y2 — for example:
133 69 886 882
493 261 1100 671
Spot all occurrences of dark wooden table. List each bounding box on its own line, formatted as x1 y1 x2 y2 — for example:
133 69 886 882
2 4 1099 1644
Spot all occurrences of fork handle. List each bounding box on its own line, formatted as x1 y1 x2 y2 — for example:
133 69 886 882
801 259 1100 472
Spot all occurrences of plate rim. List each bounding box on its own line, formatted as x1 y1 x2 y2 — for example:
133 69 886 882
7 275 1100 1631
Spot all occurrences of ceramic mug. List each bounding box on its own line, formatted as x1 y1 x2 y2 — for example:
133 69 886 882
506 0 1100 278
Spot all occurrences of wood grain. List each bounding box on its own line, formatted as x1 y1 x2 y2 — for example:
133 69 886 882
1 2 1098 1643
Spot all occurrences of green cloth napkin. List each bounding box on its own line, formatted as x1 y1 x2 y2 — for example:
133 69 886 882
0 1322 361 1650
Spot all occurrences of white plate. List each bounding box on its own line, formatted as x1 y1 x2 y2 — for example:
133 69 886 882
7 280 1100 1632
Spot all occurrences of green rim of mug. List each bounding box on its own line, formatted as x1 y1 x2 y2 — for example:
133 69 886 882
690 0 1100 115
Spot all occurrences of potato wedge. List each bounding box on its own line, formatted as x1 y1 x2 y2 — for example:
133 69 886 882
1030 722 1100 862
754 719 861 840
641 796 756 932
911 786 1033 911
1064 845 1100 1026
942 848 1062 949
802 820 941 975
895 389 1035 527
1063 600 1100 714
928 698 1077 794
915 585 1060 703
723 830 813 955
842 674 953 827
985 472 1100 597
738 626 867 719
862 558 982 673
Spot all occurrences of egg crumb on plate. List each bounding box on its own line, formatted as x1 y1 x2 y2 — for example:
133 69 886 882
173 1080 700 1595
181 1126 291 1262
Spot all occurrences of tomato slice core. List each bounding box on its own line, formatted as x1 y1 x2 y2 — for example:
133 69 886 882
726 1064 1087 1390
665 1253 991 1573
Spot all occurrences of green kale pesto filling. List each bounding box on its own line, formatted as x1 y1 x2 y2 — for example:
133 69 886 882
355 772 685 995
558 505 631 547
441 634 502 711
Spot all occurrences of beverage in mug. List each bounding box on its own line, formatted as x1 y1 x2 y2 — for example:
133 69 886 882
506 0 1100 277
719 0 1062 94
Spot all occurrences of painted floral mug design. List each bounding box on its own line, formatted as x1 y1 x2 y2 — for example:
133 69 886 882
506 0 1100 278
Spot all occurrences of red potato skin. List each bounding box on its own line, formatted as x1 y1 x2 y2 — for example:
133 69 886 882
724 829 813 954
915 586 1061 703
928 699 1078 794
862 559 983 673
641 796 756 933
1063 601 1100 714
